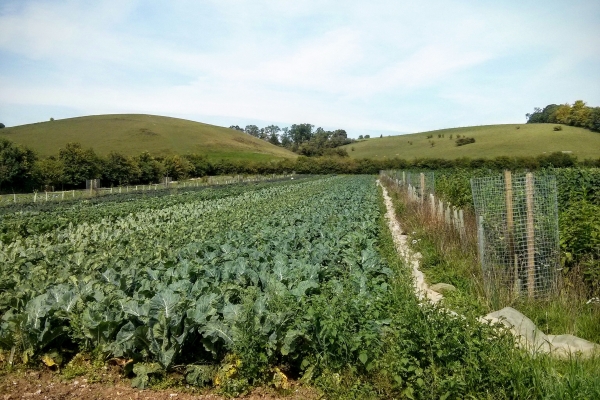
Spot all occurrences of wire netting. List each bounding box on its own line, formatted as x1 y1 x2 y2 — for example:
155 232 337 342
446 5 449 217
471 172 560 299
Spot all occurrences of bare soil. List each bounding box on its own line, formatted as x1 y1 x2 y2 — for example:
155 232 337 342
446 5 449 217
0 370 320 400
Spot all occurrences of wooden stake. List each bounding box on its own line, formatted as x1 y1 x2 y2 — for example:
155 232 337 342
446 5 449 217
458 209 465 239
420 173 425 203
525 172 536 297
430 193 435 215
453 207 459 231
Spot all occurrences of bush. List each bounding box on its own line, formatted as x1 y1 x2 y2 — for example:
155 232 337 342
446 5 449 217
559 201 600 295
554 125 563 131
0 123 5 129
455 137 476 146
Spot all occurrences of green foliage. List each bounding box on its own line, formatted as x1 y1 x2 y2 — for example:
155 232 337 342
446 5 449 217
134 151 164 184
0 138 37 191
528 100 600 133
455 137 475 146
58 143 100 186
554 125 563 131
102 152 141 186
0 177 395 390
161 154 193 180
559 201 600 293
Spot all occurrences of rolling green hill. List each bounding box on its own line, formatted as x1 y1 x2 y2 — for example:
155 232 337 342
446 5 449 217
343 124 600 160
0 114 296 161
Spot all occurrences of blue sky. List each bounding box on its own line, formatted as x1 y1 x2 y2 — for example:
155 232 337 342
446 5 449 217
0 0 599 138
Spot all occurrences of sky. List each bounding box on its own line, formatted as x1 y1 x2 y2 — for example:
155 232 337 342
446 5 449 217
0 0 599 138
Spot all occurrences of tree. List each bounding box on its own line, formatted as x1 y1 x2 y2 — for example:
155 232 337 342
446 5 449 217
358 135 364 139
58 142 101 186
102 152 140 186
364 134 370 139
570 100 591 127
289 123 314 145
229 125 244 131
552 104 572 124
268 132 280 146
33 157 64 189
263 125 281 143
245 125 260 137
135 152 164 183
184 154 211 177
280 128 292 147
0 123 5 129
588 107 600 132
162 155 193 180
0 138 37 191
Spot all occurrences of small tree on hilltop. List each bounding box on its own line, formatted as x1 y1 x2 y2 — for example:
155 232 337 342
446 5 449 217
0 123 5 129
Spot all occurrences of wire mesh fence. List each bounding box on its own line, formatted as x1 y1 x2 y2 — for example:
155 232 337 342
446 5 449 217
471 171 560 299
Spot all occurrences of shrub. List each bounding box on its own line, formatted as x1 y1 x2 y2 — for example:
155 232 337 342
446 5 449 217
455 137 476 146
554 125 563 131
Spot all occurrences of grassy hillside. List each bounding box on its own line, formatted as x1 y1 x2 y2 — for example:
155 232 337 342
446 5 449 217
343 124 600 160
0 114 296 161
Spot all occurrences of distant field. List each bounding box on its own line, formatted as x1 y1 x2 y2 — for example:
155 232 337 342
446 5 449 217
343 124 600 160
0 114 296 161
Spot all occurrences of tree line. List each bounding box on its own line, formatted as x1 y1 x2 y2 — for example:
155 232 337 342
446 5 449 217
526 100 600 131
2 136 599 194
228 123 355 156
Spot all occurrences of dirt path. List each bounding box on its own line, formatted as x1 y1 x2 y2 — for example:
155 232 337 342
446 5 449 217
378 180 443 303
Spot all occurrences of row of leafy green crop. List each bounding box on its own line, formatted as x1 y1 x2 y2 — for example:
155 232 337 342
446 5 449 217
0 176 399 392
0 176 315 244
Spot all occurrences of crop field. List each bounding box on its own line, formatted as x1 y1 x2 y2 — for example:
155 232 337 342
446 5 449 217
0 175 598 398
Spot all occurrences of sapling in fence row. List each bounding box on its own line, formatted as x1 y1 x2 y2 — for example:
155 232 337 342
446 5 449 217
471 171 560 299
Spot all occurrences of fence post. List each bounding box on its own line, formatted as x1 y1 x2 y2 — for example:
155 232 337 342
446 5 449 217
438 200 444 221
429 193 435 215
14 194 16 203
445 204 451 225
477 215 485 264
62 191 65 200
458 209 465 239
453 207 459 231
420 173 425 204
72 190 75 198
525 172 536 298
